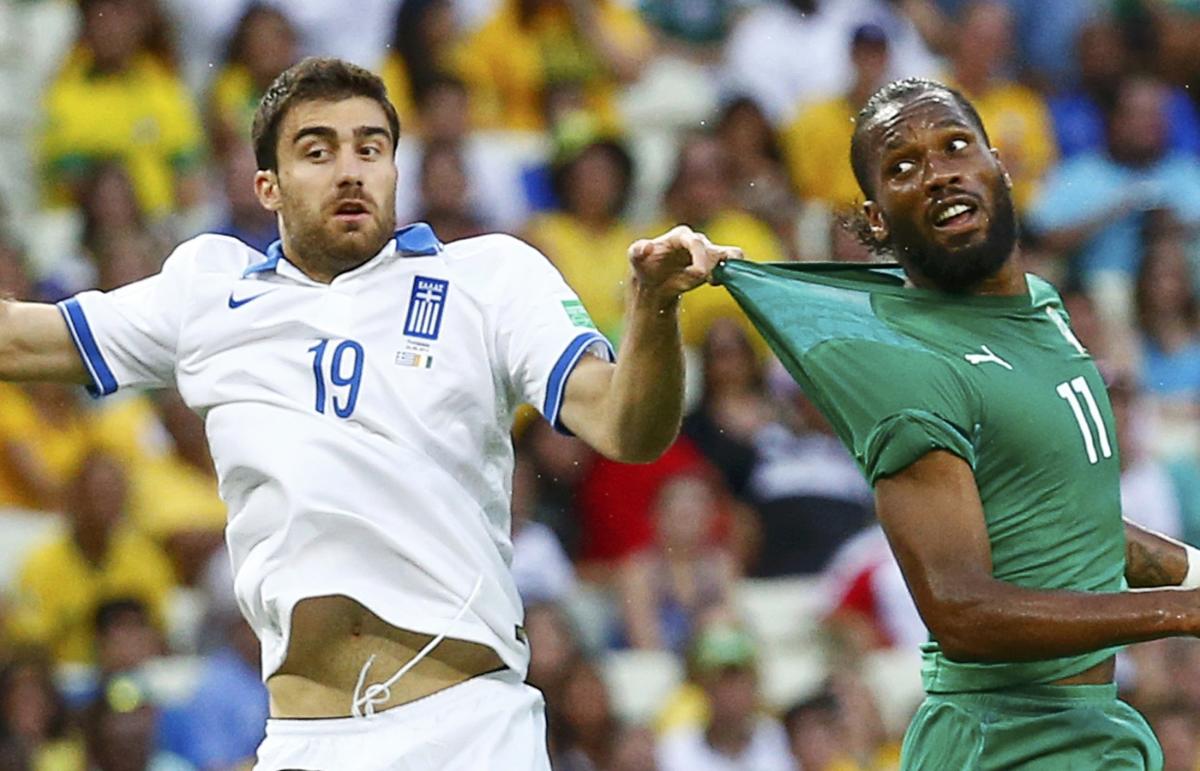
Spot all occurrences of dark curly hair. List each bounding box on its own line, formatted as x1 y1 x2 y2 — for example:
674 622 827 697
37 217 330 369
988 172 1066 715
251 57 400 172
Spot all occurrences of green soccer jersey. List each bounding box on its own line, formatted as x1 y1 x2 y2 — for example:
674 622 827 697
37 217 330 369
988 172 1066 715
716 260 1126 693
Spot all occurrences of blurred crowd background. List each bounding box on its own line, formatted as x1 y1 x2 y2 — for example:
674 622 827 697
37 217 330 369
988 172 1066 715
5 0 1200 769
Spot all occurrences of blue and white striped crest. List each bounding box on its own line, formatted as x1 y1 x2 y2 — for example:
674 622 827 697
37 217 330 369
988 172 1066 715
404 277 449 340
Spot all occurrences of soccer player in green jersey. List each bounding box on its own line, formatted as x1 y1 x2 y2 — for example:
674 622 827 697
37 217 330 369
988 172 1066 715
714 78 1200 770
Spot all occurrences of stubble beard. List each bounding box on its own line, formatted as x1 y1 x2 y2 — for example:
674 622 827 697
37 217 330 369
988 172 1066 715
281 194 397 278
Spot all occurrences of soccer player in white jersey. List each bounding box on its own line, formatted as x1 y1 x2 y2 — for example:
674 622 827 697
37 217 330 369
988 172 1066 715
0 58 740 769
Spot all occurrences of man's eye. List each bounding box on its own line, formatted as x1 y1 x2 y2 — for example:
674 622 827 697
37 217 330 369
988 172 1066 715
360 146 381 158
892 160 916 175
307 148 329 160
948 138 969 152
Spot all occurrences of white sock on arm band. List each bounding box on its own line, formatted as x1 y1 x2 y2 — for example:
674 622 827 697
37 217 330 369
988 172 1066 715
1183 544 1200 590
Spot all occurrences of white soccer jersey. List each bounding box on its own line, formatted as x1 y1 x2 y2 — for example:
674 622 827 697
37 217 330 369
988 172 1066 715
57 224 614 679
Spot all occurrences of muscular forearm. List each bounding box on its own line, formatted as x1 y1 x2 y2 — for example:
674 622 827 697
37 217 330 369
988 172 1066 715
599 283 685 462
0 300 88 383
1125 520 1190 588
929 577 1199 662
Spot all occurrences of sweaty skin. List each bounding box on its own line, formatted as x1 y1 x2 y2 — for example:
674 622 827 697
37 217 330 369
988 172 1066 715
861 92 1024 297
859 88 1200 686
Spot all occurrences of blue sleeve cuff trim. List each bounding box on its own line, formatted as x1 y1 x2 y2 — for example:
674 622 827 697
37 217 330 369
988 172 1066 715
57 298 118 397
543 331 616 436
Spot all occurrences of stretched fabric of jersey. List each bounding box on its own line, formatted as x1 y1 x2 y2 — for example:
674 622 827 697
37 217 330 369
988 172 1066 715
715 259 1127 693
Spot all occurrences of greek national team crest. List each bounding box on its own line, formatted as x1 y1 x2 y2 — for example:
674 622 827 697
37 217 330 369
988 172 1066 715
405 277 449 340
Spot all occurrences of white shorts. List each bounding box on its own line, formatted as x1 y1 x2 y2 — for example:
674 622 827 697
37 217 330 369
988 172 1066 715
253 670 550 771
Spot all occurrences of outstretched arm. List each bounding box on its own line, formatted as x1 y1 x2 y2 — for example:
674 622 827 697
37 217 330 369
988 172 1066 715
0 300 88 384
1125 520 1198 589
876 450 1200 662
558 226 740 463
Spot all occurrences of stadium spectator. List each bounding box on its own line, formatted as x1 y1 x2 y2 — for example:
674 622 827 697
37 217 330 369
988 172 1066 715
721 0 938 127
745 392 874 577
781 684 902 771
782 690 844 771
715 97 801 257
1049 16 1200 161
514 416 595 557
0 650 79 771
1029 77 1200 293
160 605 268 770
548 657 630 770
510 455 578 606
0 238 33 300
1112 371 1191 544
658 133 784 354
393 75 534 234
942 0 1056 212
640 0 739 58
525 136 638 343
656 623 795 771
39 0 206 219
379 0 463 138
682 318 777 499
821 525 926 654
206 4 298 158
606 725 661 771
83 675 194 771
576 435 713 567
207 140 279 253
1133 218 1200 405
37 163 155 303
258 0 398 72
414 139 488 243
784 23 892 213
6 451 176 664
615 474 738 652
457 0 652 132
94 598 166 677
1143 699 1200 771
0 381 89 512
524 603 584 699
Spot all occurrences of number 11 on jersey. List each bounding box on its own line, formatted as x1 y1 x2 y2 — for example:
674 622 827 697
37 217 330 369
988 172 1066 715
1055 376 1113 464
309 339 365 418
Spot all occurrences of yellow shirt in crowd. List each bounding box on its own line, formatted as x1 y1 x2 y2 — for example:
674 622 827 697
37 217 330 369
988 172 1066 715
208 64 262 147
457 0 651 132
40 50 204 217
7 527 175 664
783 96 861 210
90 395 227 539
0 384 90 511
525 212 639 343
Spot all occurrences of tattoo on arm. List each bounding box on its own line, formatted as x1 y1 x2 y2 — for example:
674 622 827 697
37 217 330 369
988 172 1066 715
1126 537 1180 588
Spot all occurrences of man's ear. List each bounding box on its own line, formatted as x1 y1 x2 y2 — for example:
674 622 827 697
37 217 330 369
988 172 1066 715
864 200 889 243
991 147 1014 190
254 169 282 212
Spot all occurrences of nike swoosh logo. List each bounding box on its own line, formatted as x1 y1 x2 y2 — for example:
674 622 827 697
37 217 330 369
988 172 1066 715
228 291 273 309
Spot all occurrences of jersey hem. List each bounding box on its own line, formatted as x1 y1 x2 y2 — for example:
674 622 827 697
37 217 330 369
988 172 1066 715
57 298 118 396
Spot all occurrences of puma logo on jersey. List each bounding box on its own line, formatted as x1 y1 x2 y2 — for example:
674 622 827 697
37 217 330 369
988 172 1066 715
964 345 1013 370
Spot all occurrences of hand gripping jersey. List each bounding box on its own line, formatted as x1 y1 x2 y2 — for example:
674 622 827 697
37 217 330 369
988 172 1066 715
58 224 614 680
716 260 1126 693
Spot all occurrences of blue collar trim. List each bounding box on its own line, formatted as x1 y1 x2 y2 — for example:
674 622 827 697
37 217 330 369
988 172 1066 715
242 223 443 277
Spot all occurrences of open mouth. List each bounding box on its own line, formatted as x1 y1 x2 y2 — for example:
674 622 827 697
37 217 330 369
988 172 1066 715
334 200 371 221
930 197 981 232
